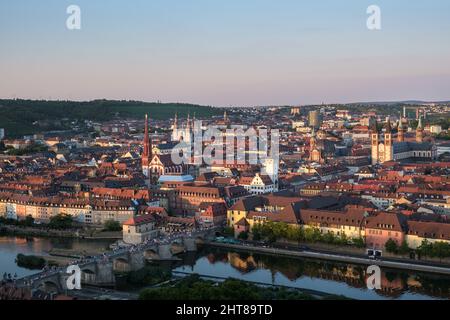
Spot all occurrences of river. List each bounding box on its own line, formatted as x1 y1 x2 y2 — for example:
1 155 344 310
0 236 114 277
172 246 450 300
1 236 449 300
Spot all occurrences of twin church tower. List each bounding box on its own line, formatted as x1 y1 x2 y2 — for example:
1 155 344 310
371 116 431 165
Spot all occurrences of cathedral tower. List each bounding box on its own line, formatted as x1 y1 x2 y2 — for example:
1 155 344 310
384 118 393 162
371 120 379 165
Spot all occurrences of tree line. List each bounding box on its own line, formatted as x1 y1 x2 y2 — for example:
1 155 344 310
248 221 366 248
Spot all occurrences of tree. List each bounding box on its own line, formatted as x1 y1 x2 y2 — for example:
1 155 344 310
238 231 249 240
352 237 366 248
16 254 46 270
222 226 234 237
49 213 73 229
385 239 399 253
126 266 171 286
418 239 433 257
337 233 349 246
398 240 410 255
323 232 336 244
272 222 289 240
138 274 319 300
104 219 122 232
17 215 35 227
251 224 263 241
431 241 450 260
296 227 306 242
304 228 322 243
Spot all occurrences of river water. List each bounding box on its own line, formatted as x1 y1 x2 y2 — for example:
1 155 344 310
0 236 113 277
173 247 450 300
1 236 449 300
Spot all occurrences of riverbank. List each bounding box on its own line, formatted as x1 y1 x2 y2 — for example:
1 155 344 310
139 273 349 300
205 241 450 276
0 224 122 240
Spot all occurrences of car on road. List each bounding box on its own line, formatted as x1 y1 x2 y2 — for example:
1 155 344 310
367 249 382 260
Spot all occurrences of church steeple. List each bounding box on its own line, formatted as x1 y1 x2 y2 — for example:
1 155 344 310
417 116 423 130
143 114 149 159
369 119 378 134
416 116 424 143
142 114 153 182
385 117 392 133
397 119 405 142
173 112 178 130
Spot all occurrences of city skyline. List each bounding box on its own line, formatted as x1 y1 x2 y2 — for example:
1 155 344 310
0 0 450 106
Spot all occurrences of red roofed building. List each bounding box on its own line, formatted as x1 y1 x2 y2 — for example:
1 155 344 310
365 212 407 249
123 214 159 244
406 220 450 249
238 173 277 195
197 202 227 226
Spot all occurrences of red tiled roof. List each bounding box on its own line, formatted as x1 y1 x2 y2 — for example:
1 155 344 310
408 220 450 241
365 212 407 232
123 214 156 226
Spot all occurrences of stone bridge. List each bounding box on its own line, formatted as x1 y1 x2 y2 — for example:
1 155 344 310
17 229 216 294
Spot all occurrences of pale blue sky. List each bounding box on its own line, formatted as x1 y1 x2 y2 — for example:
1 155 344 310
0 0 449 106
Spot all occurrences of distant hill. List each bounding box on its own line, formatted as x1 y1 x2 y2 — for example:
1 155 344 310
0 99 222 137
349 100 450 105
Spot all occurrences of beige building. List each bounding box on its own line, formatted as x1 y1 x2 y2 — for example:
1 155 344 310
123 215 159 244
0 194 135 225
406 220 450 249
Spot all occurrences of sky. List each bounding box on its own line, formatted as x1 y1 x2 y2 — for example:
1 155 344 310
0 0 449 107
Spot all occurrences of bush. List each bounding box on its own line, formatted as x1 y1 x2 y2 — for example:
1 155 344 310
104 219 122 232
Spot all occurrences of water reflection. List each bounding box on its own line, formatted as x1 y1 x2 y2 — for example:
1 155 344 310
173 247 450 300
0 236 114 277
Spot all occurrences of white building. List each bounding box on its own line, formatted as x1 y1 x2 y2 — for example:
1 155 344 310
429 125 442 135
239 173 276 195
262 158 279 191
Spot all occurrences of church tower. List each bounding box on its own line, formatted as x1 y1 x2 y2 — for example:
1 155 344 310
384 117 393 162
171 113 178 142
416 116 424 143
371 120 379 165
309 129 323 163
142 114 153 182
397 119 405 142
